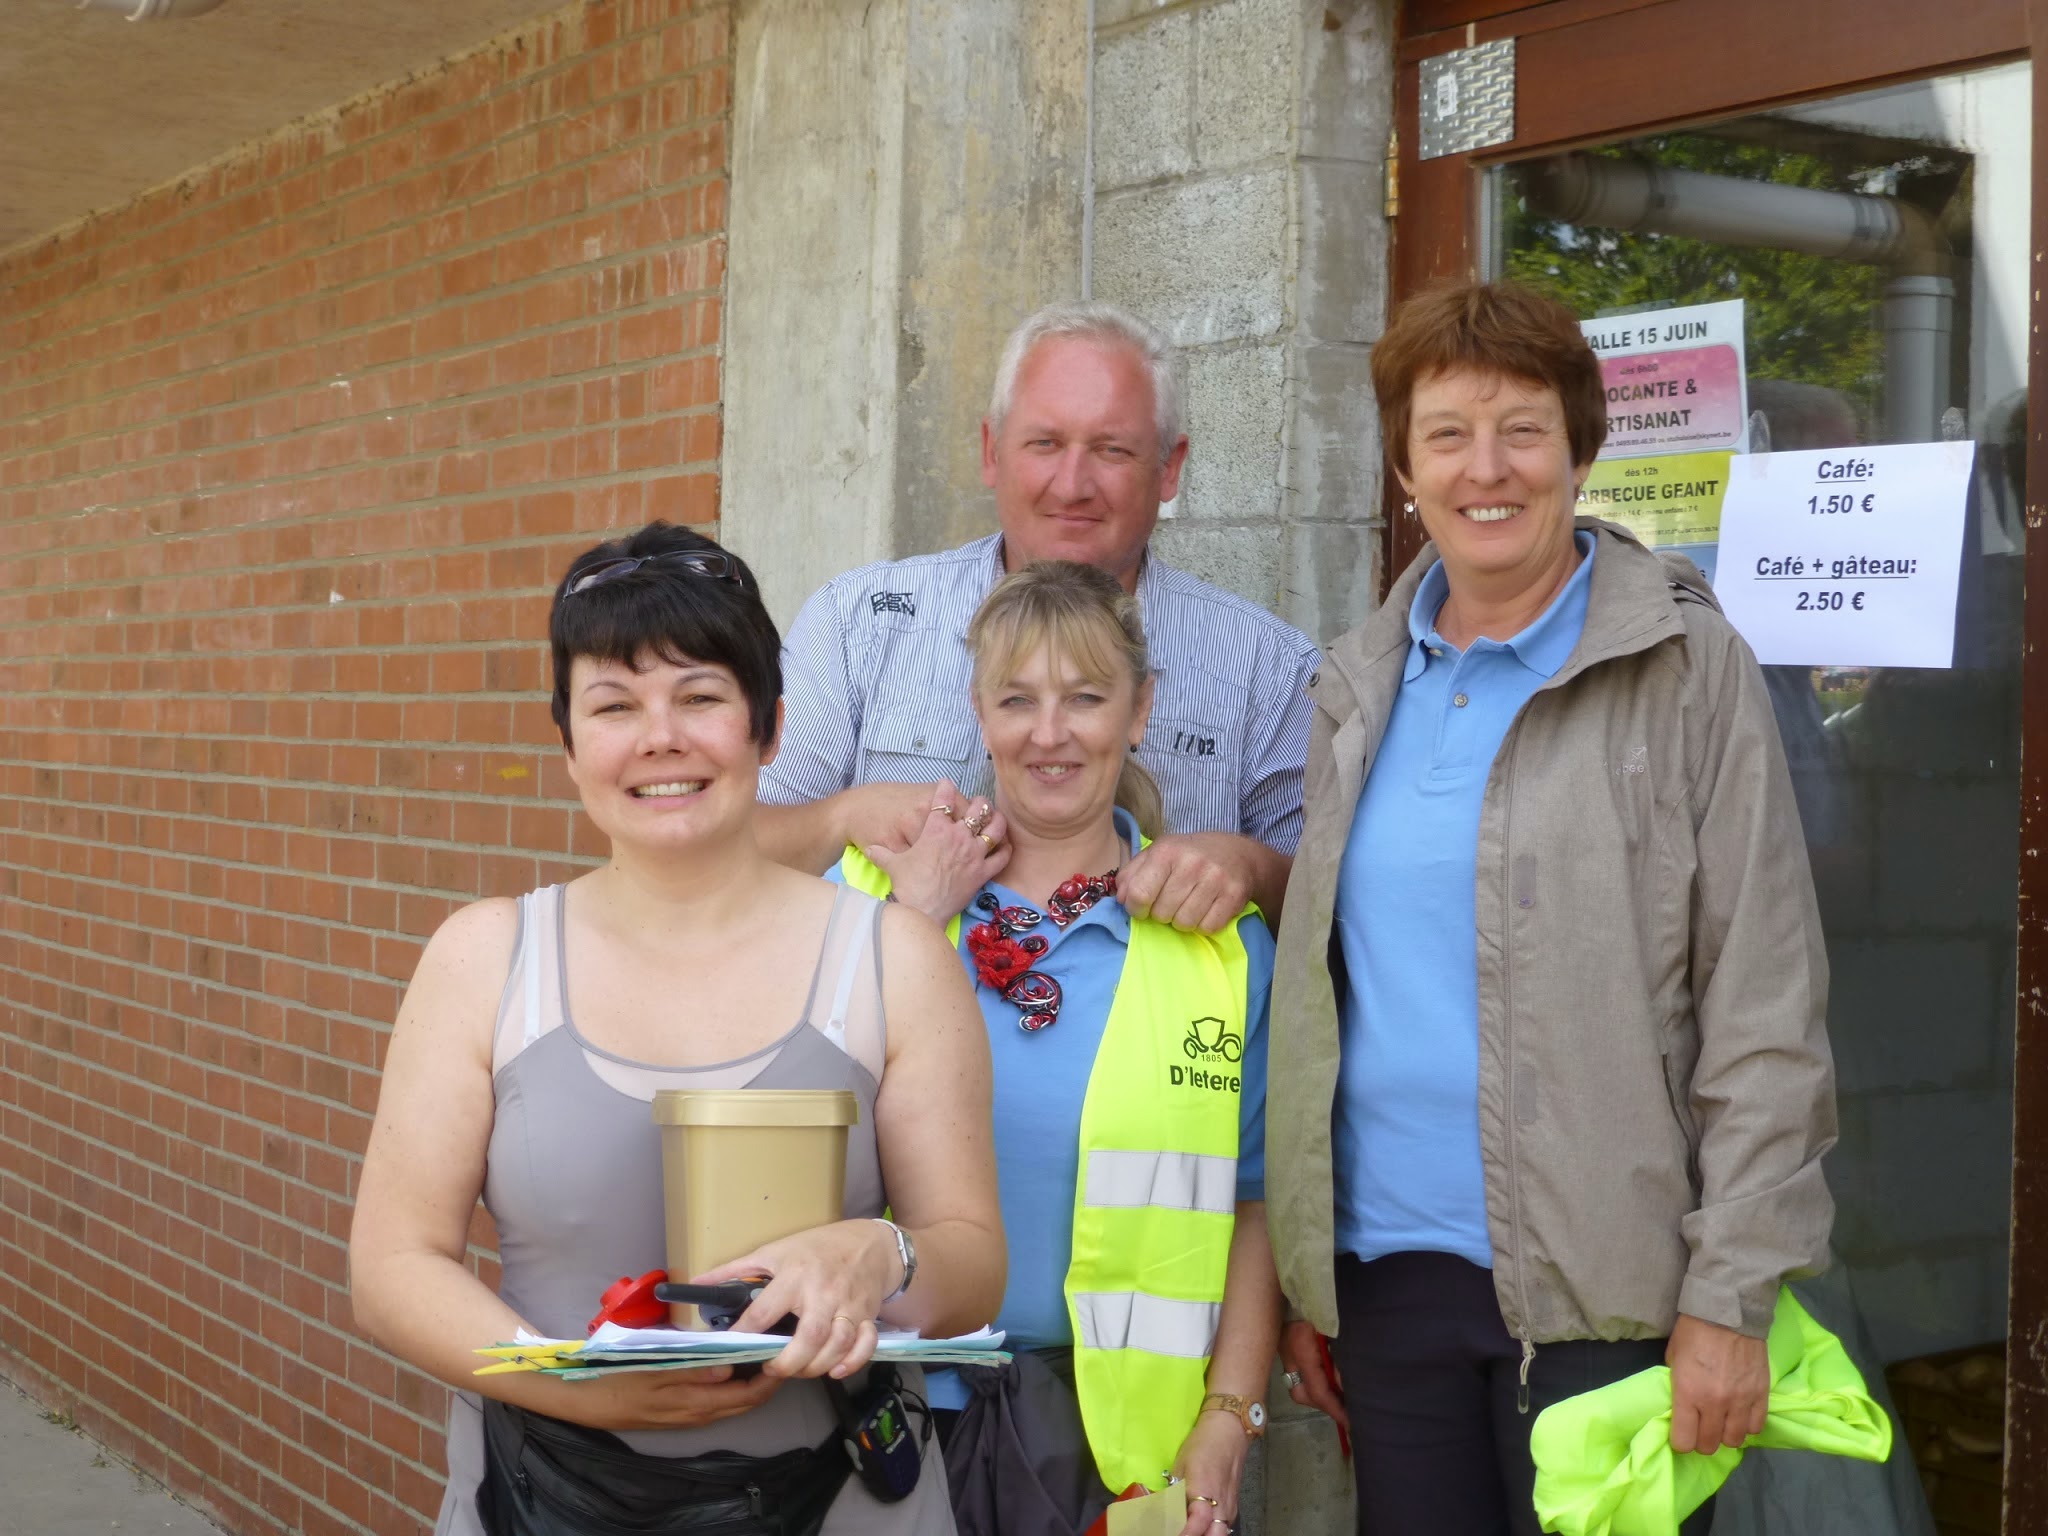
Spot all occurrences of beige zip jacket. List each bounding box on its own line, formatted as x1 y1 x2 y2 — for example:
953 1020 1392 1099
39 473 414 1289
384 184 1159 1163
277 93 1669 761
1269 519 1836 1347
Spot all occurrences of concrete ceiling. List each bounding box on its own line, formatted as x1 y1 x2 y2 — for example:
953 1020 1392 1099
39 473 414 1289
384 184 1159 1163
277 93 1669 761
0 0 577 255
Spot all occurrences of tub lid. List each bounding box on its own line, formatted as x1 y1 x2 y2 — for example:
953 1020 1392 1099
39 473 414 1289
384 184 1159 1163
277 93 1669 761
651 1088 861 1128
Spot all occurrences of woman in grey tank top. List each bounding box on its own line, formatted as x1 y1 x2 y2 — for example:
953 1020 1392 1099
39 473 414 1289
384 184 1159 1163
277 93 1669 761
350 524 1005 1535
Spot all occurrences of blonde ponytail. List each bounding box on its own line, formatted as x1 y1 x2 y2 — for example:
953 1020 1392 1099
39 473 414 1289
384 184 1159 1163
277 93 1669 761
1114 751 1165 842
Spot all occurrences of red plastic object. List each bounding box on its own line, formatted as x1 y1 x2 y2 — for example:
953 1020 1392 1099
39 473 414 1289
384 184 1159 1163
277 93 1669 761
1083 1484 1153 1536
589 1269 669 1334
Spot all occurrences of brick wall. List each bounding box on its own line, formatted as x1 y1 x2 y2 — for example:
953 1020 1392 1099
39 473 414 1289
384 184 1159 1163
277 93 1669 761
0 2 729 1531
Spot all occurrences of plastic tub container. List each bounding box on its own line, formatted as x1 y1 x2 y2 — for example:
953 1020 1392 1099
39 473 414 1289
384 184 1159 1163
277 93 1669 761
651 1088 859 1328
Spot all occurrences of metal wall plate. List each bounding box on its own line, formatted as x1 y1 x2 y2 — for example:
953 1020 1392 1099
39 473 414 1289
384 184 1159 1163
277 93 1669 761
1417 38 1516 160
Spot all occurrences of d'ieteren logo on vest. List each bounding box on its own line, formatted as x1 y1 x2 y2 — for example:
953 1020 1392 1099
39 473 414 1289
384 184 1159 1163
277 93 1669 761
1169 1016 1242 1093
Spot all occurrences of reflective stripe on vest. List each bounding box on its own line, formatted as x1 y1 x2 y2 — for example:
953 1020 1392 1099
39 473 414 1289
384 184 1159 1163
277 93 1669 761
1071 1292 1222 1358
835 840 1250 1496
1085 1149 1237 1216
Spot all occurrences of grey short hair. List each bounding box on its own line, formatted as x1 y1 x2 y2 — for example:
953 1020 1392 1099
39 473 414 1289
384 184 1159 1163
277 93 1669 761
987 301 1184 459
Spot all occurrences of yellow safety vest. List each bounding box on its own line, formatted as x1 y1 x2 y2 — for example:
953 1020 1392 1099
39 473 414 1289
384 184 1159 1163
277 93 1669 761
838 846 1250 1493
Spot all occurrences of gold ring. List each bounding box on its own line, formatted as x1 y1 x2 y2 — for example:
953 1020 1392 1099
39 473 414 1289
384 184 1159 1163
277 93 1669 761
932 804 955 819
1191 1494 1220 1508
832 1314 856 1328
965 812 990 834
976 831 995 852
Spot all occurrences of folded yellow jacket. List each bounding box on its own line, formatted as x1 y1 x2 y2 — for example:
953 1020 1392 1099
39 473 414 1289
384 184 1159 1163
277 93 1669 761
1530 1289 1893 1536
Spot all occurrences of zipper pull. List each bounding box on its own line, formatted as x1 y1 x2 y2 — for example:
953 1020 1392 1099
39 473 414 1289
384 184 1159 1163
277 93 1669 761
747 1483 765 1518
1516 1338 1537 1415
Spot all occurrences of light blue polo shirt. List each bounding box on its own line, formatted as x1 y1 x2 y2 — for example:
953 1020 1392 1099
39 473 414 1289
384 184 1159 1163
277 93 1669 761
1331 533 1594 1268
832 809 1272 1407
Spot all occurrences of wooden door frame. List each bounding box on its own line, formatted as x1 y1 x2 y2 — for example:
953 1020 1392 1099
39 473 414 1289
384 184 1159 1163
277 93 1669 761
1388 1 2046 1527
2012 5 2048 1529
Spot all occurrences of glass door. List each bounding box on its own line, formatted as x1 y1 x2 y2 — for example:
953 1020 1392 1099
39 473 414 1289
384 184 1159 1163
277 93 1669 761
1482 63 2028 1536
1391 3 2046 1528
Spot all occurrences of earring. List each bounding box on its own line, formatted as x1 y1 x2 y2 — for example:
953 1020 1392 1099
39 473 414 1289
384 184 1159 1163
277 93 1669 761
1128 743 1138 754
1403 500 1417 514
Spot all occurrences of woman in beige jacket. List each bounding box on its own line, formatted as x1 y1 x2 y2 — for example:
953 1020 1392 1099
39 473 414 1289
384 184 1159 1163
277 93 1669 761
1265 281 1836 1536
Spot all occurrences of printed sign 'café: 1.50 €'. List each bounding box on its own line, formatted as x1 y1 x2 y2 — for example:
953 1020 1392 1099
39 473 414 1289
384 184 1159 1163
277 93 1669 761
1712 442 1977 670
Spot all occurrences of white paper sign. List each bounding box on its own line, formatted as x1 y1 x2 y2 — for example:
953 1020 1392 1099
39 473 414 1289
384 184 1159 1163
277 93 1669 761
1713 442 1977 668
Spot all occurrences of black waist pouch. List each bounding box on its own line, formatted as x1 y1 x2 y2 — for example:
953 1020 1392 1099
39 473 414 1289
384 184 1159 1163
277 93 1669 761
477 1399 849 1536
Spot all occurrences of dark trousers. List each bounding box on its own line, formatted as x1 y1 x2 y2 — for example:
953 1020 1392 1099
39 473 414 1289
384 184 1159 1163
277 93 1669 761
1328 1251 1714 1536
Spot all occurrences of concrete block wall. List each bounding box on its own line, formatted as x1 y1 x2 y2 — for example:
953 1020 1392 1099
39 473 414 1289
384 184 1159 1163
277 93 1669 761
720 0 1089 627
0 3 731 1531
1092 0 1392 645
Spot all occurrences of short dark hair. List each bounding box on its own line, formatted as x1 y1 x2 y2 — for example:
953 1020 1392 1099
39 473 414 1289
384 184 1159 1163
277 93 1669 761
1371 280 1608 477
548 523 781 750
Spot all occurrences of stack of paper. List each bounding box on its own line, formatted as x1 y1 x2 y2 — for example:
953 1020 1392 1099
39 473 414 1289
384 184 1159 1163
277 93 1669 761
478 1325 1009 1380
1107 1485 1187 1535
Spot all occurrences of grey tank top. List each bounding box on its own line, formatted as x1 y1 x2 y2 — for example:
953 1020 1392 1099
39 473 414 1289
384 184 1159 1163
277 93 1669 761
433 881 955 1536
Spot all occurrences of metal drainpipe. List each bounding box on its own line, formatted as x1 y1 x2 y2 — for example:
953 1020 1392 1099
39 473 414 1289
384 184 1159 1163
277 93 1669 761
1524 152 1954 443
75 0 229 17
1879 274 1955 445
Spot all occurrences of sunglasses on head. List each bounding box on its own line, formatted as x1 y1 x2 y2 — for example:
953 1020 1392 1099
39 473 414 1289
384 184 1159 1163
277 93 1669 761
565 550 745 596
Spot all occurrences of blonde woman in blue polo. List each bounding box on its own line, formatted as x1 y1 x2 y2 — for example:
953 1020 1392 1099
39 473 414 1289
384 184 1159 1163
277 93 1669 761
833 561 1281 1536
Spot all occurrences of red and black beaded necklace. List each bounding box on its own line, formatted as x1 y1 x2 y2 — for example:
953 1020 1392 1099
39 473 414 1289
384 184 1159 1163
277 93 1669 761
964 870 1119 1032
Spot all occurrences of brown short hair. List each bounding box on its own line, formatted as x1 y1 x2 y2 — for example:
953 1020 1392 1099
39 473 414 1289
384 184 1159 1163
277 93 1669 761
1371 280 1607 477
548 522 780 751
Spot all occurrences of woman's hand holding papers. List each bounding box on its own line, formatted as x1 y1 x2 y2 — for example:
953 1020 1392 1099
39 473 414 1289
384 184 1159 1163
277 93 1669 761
697 1218 905 1381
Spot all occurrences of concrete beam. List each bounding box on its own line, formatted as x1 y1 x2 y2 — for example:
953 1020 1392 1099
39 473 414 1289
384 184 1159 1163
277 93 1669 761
722 0 1087 627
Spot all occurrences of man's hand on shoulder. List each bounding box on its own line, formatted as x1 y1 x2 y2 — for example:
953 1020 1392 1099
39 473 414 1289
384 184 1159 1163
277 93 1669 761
757 781 934 874
1120 831 1265 934
839 780 944 856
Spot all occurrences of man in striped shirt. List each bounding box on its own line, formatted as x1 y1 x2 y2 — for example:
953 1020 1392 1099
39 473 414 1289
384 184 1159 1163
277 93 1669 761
757 301 1320 930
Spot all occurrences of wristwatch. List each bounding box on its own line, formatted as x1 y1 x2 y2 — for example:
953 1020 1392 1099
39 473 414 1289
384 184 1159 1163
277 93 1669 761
874 1218 917 1299
1198 1392 1267 1440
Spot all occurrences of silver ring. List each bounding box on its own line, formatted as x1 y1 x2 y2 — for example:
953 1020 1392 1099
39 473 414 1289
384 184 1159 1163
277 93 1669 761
1283 1369 1303 1389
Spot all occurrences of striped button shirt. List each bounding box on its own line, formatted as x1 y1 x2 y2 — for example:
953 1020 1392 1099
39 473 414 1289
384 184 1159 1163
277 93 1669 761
760 534 1321 853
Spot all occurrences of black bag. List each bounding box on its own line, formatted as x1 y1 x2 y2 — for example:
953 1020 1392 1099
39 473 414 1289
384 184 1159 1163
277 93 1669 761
942 1351 1113 1536
476 1398 849 1536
